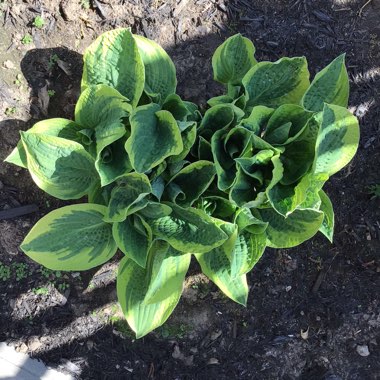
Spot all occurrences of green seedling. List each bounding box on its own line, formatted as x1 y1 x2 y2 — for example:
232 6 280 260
48 54 59 70
4 107 16 116
21 34 33 45
12 262 29 281
33 287 49 295
5 30 360 339
0 262 11 281
367 184 380 200
32 16 45 29
47 90 56 97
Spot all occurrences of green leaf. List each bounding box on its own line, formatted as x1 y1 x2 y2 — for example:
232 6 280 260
238 105 274 135
134 34 177 103
117 252 183 338
212 34 257 86
21 132 97 200
199 104 235 138
318 189 334 242
81 28 145 107
21 204 117 270
95 137 132 186
230 231 266 278
168 122 197 163
144 243 191 304
113 214 152 267
149 203 228 253
313 104 359 176
242 57 310 107
105 173 151 222
235 207 268 234
162 94 191 121
264 104 314 145
125 104 183 173
202 196 237 219
166 161 216 207
195 222 248 305
302 54 349 112
138 202 172 219
211 129 236 191
5 118 82 169
75 84 131 130
259 208 324 248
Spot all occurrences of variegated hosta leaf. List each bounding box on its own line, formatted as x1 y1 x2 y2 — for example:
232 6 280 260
235 207 268 234
134 34 177 103
81 28 145 107
104 172 151 222
21 204 117 270
212 33 257 86
202 196 237 219
125 103 183 173
302 54 349 112
117 242 189 338
168 122 197 163
195 222 248 305
138 202 172 219
318 189 334 242
199 104 235 138
166 161 216 207
144 242 191 304
95 137 133 186
313 103 359 176
75 84 131 131
238 105 274 135
211 129 236 191
264 104 314 145
149 203 228 253
230 231 266 278
259 208 324 248
21 132 97 200
242 57 310 108
5 118 82 169
112 214 152 268
162 94 191 121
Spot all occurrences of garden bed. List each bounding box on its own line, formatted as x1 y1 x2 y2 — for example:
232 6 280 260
0 0 379 378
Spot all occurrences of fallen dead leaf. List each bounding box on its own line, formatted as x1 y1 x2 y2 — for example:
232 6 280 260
301 327 309 340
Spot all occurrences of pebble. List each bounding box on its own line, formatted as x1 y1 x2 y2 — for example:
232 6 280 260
356 344 370 357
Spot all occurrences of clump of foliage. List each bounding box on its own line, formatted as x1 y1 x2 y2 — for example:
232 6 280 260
32 16 45 29
21 34 33 45
5 30 359 338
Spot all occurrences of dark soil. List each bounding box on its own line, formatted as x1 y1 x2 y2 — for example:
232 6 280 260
0 0 379 379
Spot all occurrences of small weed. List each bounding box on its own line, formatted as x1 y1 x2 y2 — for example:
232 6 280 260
47 89 56 97
12 263 29 281
4 107 16 116
111 318 135 338
32 16 45 29
81 0 90 9
58 282 69 292
14 74 23 87
157 323 189 339
0 262 11 281
367 184 380 200
48 54 59 70
33 287 49 295
40 267 54 279
21 34 33 45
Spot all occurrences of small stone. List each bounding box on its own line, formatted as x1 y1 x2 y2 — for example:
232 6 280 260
28 337 42 351
207 358 219 365
285 285 292 292
17 343 28 353
2 60 16 69
356 344 370 357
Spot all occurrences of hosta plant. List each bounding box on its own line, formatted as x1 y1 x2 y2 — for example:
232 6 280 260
5 30 359 338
